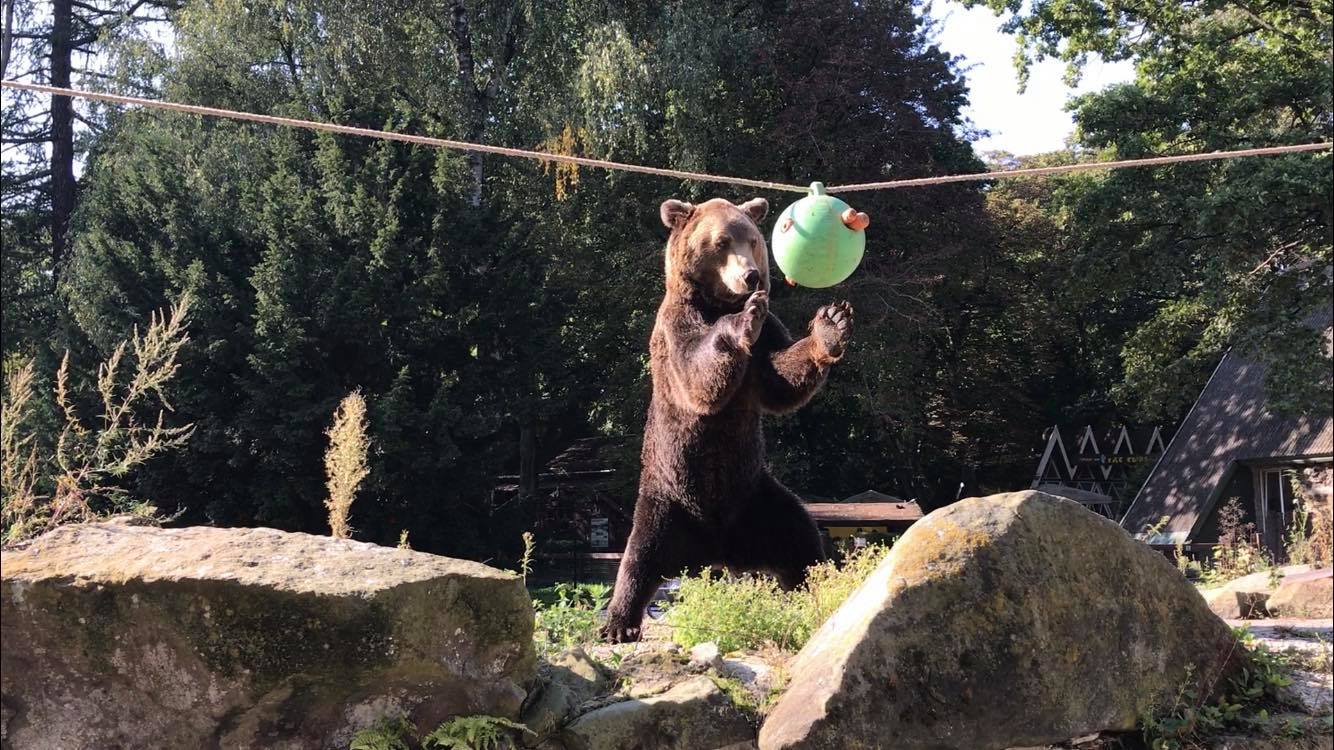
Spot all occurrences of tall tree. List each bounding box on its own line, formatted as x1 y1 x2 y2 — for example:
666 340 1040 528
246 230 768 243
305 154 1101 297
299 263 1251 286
1 0 176 354
62 0 995 560
964 0 1333 419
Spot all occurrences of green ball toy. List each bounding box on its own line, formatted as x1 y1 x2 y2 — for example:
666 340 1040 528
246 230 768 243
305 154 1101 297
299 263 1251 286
771 182 869 288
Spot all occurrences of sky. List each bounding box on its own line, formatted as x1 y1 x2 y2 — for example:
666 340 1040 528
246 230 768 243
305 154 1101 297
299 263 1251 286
930 1 1136 156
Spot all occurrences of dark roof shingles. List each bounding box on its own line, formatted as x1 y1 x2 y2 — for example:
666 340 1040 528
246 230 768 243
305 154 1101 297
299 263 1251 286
1122 344 1333 538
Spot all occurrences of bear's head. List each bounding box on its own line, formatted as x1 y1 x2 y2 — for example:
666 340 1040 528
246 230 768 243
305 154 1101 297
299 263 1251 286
659 197 769 307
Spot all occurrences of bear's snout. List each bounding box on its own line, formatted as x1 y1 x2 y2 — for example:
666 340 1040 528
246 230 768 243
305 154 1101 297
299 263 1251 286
743 269 762 291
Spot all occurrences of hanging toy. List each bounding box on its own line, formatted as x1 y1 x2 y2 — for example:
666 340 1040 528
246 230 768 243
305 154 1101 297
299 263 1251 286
771 182 869 288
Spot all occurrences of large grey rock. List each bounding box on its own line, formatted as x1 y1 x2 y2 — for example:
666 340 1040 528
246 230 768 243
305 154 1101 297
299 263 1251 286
562 676 754 750
759 491 1243 750
0 520 536 749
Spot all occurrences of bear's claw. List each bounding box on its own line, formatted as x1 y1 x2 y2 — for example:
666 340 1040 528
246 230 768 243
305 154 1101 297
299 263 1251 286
600 622 642 643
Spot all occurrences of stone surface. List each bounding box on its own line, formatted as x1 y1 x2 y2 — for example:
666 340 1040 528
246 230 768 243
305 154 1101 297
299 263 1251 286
1 520 536 749
690 641 722 670
1202 587 1273 619
1210 729 1334 750
1200 566 1311 619
521 647 613 746
718 655 778 695
562 676 755 750
759 491 1244 750
1280 670 1334 716
1266 568 1333 619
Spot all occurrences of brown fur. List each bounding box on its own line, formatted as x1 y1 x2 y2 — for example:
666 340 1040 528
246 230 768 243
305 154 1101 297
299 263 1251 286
602 197 853 642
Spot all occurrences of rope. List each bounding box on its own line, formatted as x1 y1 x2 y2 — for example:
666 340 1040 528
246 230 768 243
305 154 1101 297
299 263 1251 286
825 142 1333 193
0 80 809 193
4 80 1331 194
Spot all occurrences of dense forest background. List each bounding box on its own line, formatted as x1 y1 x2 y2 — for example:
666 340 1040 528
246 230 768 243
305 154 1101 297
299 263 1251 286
2 0 1330 559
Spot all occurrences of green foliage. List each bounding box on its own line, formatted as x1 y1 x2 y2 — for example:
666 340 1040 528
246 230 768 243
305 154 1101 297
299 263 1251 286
421 716 528 750
1140 630 1296 750
349 717 414 750
667 544 891 653
667 572 809 653
531 582 611 653
10 0 1325 560
1285 476 1333 568
967 0 1333 421
348 714 529 750
47 0 998 556
1199 499 1271 587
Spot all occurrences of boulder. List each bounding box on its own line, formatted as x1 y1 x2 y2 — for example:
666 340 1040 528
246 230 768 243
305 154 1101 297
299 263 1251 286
1 520 536 749
759 491 1243 750
1202 586 1271 619
1266 568 1333 618
562 676 755 750
1199 565 1310 619
521 647 613 746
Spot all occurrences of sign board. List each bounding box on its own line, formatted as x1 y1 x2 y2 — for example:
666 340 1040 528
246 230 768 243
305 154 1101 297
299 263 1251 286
589 517 609 549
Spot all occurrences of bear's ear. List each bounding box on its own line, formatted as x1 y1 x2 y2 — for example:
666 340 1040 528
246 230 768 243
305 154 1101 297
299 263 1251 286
660 199 695 230
738 197 768 225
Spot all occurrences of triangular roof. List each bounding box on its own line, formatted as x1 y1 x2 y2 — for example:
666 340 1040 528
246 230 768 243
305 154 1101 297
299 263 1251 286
842 489 903 503
1121 316 1333 543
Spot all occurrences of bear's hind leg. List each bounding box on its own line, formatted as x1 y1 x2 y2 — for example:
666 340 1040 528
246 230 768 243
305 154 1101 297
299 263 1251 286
725 475 826 589
602 501 710 643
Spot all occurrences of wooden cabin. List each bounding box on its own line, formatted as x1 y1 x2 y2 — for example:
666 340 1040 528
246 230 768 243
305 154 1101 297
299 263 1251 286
1121 312 1333 557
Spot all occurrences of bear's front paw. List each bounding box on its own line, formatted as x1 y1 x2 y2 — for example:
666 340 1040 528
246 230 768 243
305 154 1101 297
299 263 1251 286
812 300 853 360
731 290 768 349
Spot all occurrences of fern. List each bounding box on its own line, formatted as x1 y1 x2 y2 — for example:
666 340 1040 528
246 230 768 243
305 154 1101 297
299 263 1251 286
349 717 414 750
421 716 529 750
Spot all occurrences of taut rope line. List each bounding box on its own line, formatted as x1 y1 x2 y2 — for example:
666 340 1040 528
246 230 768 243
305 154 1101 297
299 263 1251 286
826 142 1333 192
0 80 808 193
4 80 1331 193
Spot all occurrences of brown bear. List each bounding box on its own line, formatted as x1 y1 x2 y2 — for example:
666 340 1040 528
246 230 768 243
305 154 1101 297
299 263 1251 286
601 195 853 642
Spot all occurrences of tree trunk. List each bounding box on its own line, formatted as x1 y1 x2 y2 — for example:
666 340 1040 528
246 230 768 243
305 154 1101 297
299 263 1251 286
518 418 537 505
49 0 76 279
448 0 485 207
1 0 16 77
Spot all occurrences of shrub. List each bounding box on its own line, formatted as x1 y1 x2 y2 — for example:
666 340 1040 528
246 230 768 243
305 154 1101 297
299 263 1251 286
532 582 611 653
422 716 528 750
667 572 808 652
1 297 193 544
1140 629 1296 750
666 543 891 653
1285 476 1332 568
324 390 370 539
1200 498 1271 585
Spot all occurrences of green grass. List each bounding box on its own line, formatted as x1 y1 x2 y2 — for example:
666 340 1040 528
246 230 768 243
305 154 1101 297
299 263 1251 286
665 543 891 653
530 582 611 654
